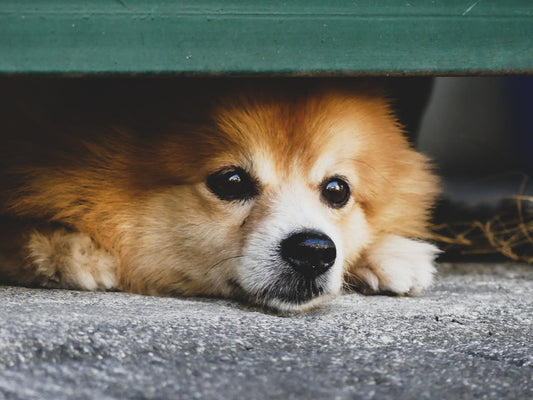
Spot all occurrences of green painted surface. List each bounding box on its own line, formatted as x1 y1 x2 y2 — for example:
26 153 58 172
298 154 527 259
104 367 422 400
0 0 532 75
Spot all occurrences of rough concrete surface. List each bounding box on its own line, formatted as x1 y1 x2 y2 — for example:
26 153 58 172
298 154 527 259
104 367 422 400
0 263 532 400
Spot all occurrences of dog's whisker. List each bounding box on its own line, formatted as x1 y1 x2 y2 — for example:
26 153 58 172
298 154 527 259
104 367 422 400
342 269 368 289
208 254 245 271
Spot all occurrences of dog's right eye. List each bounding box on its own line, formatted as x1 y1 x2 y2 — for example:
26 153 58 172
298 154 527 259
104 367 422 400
206 167 258 201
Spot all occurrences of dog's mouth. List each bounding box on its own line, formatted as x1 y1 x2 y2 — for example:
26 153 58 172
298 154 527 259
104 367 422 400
228 271 333 312
258 273 326 304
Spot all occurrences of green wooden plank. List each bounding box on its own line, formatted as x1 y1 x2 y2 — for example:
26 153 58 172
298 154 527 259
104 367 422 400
3 0 532 18
1 0 532 75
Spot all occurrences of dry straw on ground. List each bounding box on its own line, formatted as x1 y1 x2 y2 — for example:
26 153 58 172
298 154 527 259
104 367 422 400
432 193 533 263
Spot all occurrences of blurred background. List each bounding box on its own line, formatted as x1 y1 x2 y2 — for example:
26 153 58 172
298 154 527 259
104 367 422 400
414 77 533 262
418 77 533 200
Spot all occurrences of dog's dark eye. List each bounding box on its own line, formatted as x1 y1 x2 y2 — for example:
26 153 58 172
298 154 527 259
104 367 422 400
207 167 258 201
321 177 350 208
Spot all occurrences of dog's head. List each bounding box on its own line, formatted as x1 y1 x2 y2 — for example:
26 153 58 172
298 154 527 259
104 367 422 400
123 81 437 311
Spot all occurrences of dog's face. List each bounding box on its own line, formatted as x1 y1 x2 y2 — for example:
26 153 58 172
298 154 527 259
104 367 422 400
119 85 435 311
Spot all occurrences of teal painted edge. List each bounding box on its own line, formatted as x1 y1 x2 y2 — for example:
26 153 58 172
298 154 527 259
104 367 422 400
1 5 532 75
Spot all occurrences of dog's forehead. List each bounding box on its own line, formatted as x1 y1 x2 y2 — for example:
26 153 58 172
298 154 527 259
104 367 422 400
246 132 362 187
213 93 370 184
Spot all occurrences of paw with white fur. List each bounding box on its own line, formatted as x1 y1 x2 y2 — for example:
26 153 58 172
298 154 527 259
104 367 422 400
347 235 439 295
26 229 118 291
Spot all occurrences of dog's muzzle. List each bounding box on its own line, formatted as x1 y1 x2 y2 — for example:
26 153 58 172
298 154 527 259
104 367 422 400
237 226 342 310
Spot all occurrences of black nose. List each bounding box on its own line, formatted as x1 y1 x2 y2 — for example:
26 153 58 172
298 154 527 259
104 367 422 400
280 231 337 279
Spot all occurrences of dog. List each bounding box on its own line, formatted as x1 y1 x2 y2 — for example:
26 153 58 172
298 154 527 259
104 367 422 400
0 78 440 312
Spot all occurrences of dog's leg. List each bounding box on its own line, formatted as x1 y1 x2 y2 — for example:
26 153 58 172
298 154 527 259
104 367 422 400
0 219 117 291
346 235 439 295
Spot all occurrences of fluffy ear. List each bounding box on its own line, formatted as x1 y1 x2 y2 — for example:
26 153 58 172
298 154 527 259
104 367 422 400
346 235 440 295
349 103 441 241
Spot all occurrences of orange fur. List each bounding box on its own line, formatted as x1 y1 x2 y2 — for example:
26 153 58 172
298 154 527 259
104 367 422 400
0 78 440 311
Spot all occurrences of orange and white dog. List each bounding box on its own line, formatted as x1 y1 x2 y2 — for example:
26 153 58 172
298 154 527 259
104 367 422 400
0 78 439 311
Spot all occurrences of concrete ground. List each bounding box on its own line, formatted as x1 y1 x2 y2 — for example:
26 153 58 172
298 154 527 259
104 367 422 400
0 263 532 400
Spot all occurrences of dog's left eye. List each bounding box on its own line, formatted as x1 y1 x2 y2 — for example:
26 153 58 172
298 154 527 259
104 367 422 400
206 167 258 201
321 177 351 208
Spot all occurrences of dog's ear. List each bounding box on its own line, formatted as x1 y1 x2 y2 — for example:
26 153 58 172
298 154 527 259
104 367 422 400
314 77 433 145
353 127 440 240
334 89 440 241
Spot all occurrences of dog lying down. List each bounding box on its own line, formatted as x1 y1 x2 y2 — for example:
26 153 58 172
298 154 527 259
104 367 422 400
0 78 440 312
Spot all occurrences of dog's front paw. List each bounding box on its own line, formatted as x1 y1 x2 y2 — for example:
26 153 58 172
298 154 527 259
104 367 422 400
347 235 439 295
26 229 118 291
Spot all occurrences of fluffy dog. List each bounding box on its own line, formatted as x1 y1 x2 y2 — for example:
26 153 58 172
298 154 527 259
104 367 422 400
0 78 440 311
